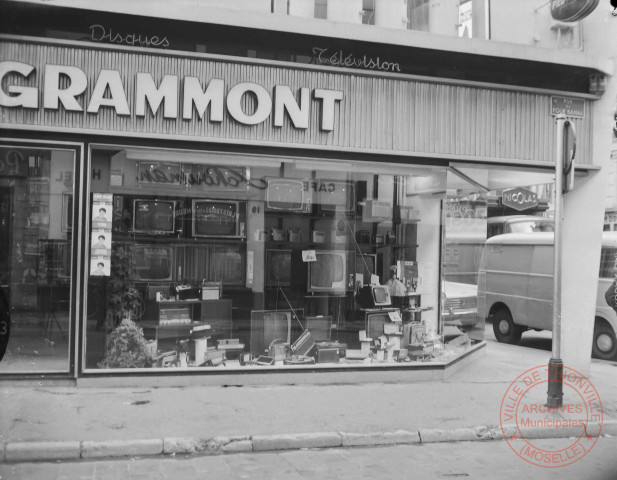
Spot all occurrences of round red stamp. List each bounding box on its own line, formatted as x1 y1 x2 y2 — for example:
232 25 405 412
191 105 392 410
500 364 603 468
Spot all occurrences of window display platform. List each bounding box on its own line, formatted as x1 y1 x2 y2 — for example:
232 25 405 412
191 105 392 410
78 341 486 387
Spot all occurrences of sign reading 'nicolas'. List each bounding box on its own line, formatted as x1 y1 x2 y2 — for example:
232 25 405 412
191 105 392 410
502 187 538 212
550 0 600 22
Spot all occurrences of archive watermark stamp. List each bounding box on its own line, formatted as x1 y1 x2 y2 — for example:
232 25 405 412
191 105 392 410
500 365 603 468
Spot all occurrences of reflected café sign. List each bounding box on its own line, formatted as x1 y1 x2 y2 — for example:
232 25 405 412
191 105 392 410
550 0 599 22
0 61 344 131
502 187 538 212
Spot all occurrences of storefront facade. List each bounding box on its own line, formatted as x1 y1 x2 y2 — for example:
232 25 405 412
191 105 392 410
0 9 605 380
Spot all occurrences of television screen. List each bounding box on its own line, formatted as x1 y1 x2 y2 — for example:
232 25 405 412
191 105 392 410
133 199 176 234
266 179 310 212
250 309 303 355
355 254 377 285
308 250 347 293
366 312 392 340
213 244 246 285
356 285 391 308
130 244 173 281
318 180 355 214
266 250 292 287
306 315 332 341
192 199 242 238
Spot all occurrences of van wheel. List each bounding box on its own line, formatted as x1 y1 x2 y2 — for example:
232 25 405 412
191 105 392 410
492 309 522 344
592 320 617 361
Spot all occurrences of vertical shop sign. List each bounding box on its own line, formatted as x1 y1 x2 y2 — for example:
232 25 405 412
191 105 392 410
90 193 113 276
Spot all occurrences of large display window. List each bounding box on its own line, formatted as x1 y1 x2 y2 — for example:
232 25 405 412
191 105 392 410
0 144 76 373
84 145 482 371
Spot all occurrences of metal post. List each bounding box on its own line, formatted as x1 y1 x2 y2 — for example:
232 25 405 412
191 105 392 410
547 114 565 408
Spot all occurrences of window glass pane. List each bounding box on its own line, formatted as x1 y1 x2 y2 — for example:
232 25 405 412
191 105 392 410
0 145 75 373
86 146 473 371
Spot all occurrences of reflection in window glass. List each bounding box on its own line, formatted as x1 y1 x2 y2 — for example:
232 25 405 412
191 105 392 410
85 146 481 372
0 146 74 373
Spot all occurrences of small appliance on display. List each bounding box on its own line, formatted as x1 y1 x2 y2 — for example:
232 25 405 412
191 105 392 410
361 199 392 222
314 341 347 359
316 347 339 363
312 230 326 243
201 281 221 300
283 355 315 365
288 228 302 242
356 285 392 308
291 330 316 356
332 229 347 244
176 284 199 301
271 228 285 241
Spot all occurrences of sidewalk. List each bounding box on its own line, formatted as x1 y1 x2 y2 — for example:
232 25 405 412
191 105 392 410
1 342 616 462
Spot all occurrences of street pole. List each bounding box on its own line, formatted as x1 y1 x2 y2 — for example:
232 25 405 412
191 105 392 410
547 114 565 408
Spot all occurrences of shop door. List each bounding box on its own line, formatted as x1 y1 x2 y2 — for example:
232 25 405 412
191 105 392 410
0 145 76 375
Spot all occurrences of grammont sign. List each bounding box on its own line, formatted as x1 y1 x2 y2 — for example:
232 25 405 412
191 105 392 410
502 187 539 211
0 61 344 131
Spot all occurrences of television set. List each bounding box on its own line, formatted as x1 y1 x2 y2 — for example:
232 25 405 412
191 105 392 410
356 285 391 308
317 180 355 214
266 249 292 287
212 244 246 286
132 199 176 234
266 179 311 213
355 254 377 285
366 311 394 341
306 315 332 341
130 244 174 281
307 250 348 293
192 199 243 238
250 309 303 355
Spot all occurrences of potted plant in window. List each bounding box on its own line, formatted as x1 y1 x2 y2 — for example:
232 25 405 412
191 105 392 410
98 314 153 368
98 243 152 368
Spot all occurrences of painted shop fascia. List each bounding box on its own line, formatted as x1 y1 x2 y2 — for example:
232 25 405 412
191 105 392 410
0 36 596 167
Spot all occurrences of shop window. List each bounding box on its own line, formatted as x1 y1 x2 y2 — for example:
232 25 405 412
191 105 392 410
85 146 477 372
0 145 75 374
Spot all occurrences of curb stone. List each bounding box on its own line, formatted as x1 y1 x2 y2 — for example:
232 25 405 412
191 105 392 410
81 439 163 459
163 437 207 454
340 430 419 446
3 421 617 463
4 441 80 462
252 432 342 452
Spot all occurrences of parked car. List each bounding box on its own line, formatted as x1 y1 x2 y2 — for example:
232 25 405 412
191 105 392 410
477 231 617 360
442 280 478 333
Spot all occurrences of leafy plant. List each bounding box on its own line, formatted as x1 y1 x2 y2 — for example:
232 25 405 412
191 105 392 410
105 243 143 331
98 317 152 368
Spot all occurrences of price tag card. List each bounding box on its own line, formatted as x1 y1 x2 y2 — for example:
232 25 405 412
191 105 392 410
302 250 317 262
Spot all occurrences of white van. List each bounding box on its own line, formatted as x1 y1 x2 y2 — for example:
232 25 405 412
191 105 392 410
477 232 617 360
